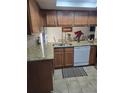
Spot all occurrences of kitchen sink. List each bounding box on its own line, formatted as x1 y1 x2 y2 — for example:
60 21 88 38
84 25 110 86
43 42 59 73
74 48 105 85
53 43 72 47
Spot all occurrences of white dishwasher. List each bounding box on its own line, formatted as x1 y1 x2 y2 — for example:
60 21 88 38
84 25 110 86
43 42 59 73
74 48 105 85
74 46 90 66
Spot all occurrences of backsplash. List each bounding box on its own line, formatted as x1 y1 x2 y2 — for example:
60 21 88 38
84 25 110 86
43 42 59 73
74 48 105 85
44 27 62 42
65 27 90 41
45 26 96 43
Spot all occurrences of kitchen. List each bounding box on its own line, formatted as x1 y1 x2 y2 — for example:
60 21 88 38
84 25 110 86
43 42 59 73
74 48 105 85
27 0 97 93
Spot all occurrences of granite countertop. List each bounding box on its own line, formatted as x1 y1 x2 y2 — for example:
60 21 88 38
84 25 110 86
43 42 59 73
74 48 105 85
27 35 54 62
27 34 97 62
53 41 97 48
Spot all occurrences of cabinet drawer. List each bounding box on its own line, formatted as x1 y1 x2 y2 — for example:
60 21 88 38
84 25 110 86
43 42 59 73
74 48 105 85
64 48 73 52
54 48 64 52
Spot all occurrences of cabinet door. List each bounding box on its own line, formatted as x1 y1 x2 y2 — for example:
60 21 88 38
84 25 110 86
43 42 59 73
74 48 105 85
74 11 88 26
46 11 57 26
64 48 74 67
29 0 42 33
54 48 64 68
57 11 74 26
88 11 97 25
27 60 53 93
89 46 97 65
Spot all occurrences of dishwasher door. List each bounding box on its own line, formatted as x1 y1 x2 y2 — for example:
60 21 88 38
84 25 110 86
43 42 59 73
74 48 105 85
74 46 90 66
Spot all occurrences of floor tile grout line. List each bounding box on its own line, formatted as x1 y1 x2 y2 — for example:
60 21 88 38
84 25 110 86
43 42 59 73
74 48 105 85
53 66 96 93
65 79 70 93
75 76 84 93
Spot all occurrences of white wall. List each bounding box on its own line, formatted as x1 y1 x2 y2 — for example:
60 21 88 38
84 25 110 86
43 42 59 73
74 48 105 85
45 26 91 43
45 27 62 42
72 27 90 40
62 27 90 41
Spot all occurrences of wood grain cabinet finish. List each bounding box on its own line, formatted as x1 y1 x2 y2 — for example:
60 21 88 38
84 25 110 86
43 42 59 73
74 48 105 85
88 11 97 25
28 0 43 33
57 11 74 26
74 11 88 26
27 60 53 93
46 11 57 26
27 0 32 35
89 45 97 65
40 10 97 26
64 48 74 66
54 48 64 68
54 47 74 68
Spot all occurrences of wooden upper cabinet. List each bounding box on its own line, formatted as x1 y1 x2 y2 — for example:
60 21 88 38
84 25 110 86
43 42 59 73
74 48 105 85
57 11 74 26
88 11 97 25
46 11 57 26
42 10 97 26
29 0 42 33
74 11 88 26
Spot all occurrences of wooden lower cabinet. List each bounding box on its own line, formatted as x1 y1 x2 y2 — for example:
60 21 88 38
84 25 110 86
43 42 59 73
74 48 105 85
89 45 97 65
64 48 74 66
54 47 74 68
54 48 64 68
27 60 53 93
54 46 97 68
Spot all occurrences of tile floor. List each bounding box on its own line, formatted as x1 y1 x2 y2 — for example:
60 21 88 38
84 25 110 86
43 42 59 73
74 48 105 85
52 66 97 93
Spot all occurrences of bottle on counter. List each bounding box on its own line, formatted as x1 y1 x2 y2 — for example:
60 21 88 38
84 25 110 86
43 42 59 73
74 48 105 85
37 36 41 45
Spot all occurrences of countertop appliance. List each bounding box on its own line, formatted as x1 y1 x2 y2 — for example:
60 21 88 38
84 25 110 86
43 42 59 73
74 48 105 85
90 26 95 31
88 34 95 40
74 46 90 66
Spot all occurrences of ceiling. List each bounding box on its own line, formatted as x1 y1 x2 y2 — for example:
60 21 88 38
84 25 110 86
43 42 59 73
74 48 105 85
36 0 97 10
